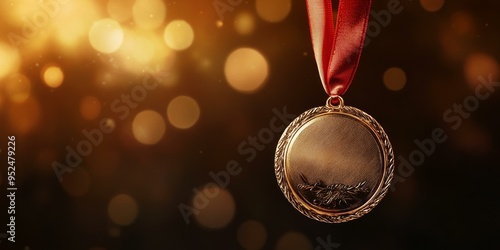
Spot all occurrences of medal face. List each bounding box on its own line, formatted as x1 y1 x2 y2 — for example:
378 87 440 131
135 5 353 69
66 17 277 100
275 100 394 223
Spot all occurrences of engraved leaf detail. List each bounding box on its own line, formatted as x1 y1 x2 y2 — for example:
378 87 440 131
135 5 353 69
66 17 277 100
297 174 370 209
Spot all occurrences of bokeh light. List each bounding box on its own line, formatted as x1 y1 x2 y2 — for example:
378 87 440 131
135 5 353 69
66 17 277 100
89 18 124 54
167 96 200 129
5 74 31 103
0 42 20 80
61 167 91 197
7 0 38 26
117 29 173 72
54 0 100 49
132 110 166 145
237 220 267 250
216 20 224 28
79 96 102 120
194 186 235 229
43 65 64 88
120 30 156 65
275 231 312 250
164 20 194 51
420 0 445 12
383 67 407 91
234 12 256 35
8 97 41 135
108 194 139 226
451 11 474 35
107 0 134 22
224 47 269 93
256 0 292 23
464 53 500 88
133 0 166 30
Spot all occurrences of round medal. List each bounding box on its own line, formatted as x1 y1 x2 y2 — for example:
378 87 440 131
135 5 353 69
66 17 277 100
275 97 394 223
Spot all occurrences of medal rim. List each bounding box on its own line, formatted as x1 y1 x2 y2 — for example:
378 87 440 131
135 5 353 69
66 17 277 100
274 104 394 223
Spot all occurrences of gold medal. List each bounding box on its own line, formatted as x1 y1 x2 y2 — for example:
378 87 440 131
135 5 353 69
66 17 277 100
277 0 394 222
275 96 394 223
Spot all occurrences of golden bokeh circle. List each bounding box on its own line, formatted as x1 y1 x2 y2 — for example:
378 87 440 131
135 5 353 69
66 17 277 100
193 186 235 229
275 231 312 250
237 220 267 250
167 96 200 129
383 67 407 91
256 0 292 23
164 20 194 51
43 66 64 88
224 47 269 93
108 194 139 226
132 110 166 145
420 0 445 12
133 0 166 30
89 18 124 53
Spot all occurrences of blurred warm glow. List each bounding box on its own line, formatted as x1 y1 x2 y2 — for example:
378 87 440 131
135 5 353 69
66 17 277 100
89 18 124 54
8 0 39 26
256 0 292 23
8 97 41 135
108 194 139 226
119 29 157 66
107 0 134 22
133 0 166 30
117 30 173 73
53 0 100 49
132 110 166 145
194 186 235 229
451 11 474 35
5 74 31 103
464 53 500 88
43 65 64 88
383 67 407 91
167 96 200 129
61 168 91 197
164 20 194 51
420 0 445 12
216 20 224 28
0 42 20 80
225 47 269 93
80 96 102 120
234 12 255 35
237 220 267 250
276 231 312 250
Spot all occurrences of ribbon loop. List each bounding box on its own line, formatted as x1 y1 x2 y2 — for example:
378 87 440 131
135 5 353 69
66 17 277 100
306 0 372 96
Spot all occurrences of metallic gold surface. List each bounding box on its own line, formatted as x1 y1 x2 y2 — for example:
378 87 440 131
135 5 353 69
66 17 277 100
275 100 394 223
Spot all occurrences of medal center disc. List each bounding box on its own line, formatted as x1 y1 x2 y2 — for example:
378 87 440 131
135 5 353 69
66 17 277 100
284 112 384 214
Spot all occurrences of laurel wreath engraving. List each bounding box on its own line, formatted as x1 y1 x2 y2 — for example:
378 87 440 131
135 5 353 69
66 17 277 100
297 174 370 209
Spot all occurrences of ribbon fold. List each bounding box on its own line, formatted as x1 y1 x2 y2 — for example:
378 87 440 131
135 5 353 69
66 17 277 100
306 0 372 96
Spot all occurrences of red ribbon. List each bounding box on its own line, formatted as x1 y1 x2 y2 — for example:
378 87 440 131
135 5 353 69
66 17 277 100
306 0 372 97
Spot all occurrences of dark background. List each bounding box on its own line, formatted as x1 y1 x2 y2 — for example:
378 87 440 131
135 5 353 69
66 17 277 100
0 0 499 249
